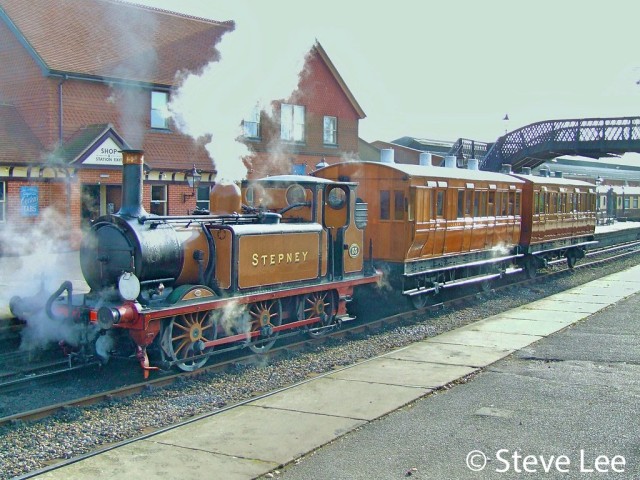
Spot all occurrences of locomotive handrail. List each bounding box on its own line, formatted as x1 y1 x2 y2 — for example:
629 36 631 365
139 213 263 225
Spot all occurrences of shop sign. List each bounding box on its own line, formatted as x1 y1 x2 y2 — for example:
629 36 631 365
20 186 39 217
83 137 123 165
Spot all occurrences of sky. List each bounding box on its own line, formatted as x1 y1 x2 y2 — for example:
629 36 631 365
133 0 640 170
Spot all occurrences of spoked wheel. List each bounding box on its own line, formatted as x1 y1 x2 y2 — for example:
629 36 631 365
301 291 336 338
161 285 217 372
410 293 430 310
248 299 282 353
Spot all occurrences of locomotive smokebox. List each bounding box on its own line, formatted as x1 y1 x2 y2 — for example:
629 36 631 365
118 149 147 218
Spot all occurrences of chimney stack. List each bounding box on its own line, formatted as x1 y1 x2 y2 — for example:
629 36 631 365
118 149 147 218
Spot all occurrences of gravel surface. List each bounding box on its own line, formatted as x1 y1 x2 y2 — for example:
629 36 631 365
1 257 638 479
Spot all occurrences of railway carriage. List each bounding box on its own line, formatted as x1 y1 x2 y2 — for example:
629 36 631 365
313 159 525 307
512 168 597 275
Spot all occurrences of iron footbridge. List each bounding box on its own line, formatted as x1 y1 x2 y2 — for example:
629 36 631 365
448 116 640 172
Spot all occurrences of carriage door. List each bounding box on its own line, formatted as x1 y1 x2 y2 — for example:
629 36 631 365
323 185 349 280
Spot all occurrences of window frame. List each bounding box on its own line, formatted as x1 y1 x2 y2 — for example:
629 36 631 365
196 185 210 212
280 103 306 143
380 190 390 220
150 184 167 215
242 104 261 139
323 116 337 145
151 91 170 130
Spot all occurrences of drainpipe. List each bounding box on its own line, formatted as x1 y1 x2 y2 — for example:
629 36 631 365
57 75 72 232
58 75 67 145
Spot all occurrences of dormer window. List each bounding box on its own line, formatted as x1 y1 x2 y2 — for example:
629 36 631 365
151 91 169 129
281 103 305 142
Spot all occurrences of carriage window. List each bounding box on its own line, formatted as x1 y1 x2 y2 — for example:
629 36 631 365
430 190 436 219
0 181 4 222
634 197 638 209
380 190 390 220
473 192 479 216
480 191 487 217
515 192 520 215
508 191 515 215
394 190 404 220
501 191 508 216
465 190 472 216
488 191 495 216
457 190 465 218
408 189 415 221
436 190 444 217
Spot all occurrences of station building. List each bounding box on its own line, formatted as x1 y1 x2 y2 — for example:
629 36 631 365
0 0 365 250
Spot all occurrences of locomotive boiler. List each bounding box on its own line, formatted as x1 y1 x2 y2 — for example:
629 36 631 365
13 150 381 375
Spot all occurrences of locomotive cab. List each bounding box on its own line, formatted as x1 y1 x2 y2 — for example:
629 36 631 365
242 175 367 280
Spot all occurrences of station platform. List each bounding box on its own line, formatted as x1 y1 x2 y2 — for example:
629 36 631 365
28 264 640 479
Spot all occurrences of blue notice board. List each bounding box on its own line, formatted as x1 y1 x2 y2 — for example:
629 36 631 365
20 186 39 217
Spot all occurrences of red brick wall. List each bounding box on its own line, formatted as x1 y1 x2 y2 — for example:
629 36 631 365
245 48 361 177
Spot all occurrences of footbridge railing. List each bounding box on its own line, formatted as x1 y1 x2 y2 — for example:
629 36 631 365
477 116 640 172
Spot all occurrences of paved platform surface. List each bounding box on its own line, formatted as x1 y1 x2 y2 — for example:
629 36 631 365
28 264 640 480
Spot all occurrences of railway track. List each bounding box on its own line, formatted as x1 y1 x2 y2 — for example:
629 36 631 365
1 239 639 428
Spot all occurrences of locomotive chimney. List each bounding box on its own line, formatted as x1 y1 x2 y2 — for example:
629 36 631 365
118 149 147 218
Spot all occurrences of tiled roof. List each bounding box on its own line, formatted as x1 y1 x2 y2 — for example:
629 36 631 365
0 0 234 86
0 103 45 164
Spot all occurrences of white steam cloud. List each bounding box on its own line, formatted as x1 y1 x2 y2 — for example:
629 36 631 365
0 206 90 351
167 4 311 183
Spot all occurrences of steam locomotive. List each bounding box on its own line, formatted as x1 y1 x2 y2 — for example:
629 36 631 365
12 150 380 376
11 151 597 375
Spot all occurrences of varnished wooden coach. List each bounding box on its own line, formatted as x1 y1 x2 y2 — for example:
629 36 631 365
314 159 525 307
512 167 596 276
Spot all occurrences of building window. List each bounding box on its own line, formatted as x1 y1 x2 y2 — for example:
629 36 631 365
0 181 4 222
151 91 169 129
243 104 261 139
196 185 210 211
323 116 337 145
150 185 167 215
281 103 305 142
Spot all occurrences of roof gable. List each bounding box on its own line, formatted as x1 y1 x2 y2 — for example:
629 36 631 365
311 42 365 119
0 103 45 164
0 0 234 86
